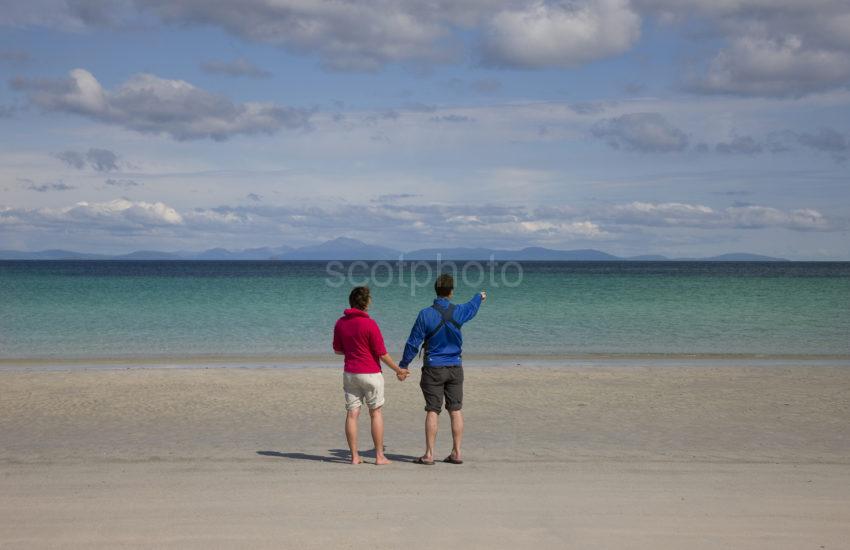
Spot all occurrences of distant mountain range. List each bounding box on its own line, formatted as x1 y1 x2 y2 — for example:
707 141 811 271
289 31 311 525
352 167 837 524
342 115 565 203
0 237 790 261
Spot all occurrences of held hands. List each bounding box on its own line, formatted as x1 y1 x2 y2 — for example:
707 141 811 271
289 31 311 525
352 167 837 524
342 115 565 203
380 354 407 381
480 290 487 302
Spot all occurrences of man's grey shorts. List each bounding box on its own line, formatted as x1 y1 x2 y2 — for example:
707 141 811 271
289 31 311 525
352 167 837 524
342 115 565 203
420 366 463 413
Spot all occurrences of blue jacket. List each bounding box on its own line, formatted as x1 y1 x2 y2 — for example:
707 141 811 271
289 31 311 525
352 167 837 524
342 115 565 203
399 294 483 368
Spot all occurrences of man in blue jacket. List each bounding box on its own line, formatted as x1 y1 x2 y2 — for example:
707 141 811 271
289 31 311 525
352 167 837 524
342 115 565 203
399 273 486 465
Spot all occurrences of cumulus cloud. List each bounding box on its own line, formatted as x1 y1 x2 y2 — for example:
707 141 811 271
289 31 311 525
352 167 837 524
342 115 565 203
2 199 183 231
591 112 689 153
71 199 183 226
200 58 272 78
691 35 850 97
5 0 850 91
56 147 120 171
481 0 640 68
11 68 312 141
138 0 458 71
637 0 850 97
2 1 646 72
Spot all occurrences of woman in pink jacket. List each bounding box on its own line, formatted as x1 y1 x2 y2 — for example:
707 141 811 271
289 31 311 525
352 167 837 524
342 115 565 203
333 286 407 465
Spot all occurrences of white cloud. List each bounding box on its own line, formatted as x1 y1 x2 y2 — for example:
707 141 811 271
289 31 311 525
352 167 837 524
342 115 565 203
65 199 184 226
0 198 833 255
11 68 312 141
637 0 850 97
4 199 184 230
138 0 459 71
1 1 643 71
692 35 850 97
481 0 640 68
3 0 850 94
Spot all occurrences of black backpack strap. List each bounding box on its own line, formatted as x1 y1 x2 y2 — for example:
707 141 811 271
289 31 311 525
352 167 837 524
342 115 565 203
420 304 460 358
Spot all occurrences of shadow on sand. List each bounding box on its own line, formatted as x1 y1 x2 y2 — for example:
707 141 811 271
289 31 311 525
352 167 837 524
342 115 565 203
257 448 418 464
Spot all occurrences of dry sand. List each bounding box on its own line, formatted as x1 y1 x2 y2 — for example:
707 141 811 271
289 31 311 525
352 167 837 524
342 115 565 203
1 365 849 549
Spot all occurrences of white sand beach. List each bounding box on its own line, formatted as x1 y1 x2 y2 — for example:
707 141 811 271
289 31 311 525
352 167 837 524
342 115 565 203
2 365 849 549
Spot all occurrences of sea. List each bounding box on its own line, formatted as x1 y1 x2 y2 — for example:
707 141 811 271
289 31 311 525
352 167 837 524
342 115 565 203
1 260 849 369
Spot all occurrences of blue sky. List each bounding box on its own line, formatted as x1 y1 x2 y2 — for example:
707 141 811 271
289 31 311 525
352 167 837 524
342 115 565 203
1 0 848 259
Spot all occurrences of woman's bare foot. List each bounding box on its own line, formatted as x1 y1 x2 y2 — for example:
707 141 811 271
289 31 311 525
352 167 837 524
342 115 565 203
375 455 391 465
351 455 362 465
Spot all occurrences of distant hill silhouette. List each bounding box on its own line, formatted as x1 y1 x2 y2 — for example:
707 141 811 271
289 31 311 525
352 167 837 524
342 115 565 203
273 237 400 260
0 238 790 261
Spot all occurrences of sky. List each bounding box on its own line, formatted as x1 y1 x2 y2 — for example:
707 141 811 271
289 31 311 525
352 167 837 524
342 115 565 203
0 0 848 259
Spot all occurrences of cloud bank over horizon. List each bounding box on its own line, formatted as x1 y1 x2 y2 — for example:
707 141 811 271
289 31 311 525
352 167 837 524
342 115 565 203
1 197 839 257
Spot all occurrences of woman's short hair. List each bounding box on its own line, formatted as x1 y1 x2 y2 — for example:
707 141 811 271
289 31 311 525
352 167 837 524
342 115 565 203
348 286 371 310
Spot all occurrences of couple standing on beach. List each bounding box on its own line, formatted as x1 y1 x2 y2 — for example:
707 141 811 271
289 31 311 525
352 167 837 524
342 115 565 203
332 273 486 465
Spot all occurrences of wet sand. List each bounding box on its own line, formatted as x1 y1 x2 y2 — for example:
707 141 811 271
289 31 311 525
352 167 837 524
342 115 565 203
1 365 849 548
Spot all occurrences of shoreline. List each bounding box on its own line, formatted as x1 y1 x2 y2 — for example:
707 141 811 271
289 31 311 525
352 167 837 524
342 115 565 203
3 352 850 372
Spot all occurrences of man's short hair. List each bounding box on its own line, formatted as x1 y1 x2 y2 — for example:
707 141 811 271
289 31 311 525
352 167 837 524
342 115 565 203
349 286 371 310
434 273 454 297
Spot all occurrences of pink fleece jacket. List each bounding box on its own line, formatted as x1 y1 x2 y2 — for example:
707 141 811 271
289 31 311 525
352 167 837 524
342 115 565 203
332 308 387 374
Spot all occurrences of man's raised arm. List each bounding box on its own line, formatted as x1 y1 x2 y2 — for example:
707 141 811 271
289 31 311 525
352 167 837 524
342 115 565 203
455 291 486 324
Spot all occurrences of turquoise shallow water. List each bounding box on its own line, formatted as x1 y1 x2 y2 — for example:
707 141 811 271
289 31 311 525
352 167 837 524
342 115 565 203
1 261 849 362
